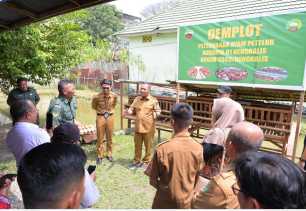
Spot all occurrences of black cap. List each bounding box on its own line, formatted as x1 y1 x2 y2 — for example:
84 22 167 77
217 85 232 94
100 79 112 86
51 123 80 144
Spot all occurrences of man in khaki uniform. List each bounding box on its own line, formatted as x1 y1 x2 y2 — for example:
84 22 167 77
127 84 161 168
192 167 239 208
145 103 203 209
92 79 117 164
192 121 264 209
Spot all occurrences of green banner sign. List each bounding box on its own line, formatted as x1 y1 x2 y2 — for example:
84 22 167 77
178 11 306 90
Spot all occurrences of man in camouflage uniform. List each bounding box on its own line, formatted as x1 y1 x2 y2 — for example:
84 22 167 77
7 77 40 106
46 79 77 132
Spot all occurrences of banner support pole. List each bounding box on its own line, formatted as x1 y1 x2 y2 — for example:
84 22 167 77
292 91 305 161
176 82 180 103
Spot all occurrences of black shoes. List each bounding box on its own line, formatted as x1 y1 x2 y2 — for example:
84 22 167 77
97 157 113 164
96 158 103 165
128 162 143 169
106 156 113 162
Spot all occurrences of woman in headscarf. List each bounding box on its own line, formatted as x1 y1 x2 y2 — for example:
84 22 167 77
204 86 245 144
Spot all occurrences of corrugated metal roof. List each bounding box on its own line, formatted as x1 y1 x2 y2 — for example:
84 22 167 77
117 0 306 36
0 0 113 31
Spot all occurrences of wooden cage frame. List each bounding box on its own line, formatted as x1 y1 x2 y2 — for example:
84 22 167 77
118 80 305 161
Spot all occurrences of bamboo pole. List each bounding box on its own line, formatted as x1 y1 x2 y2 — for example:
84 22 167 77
292 91 305 161
176 83 180 103
120 81 124 130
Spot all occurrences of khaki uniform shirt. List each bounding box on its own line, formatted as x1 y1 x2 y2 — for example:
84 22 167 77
92 92 117 114
148 133 203 209
47 96 77 128
192 170 239 209
212 97 244 129
130 95 161 133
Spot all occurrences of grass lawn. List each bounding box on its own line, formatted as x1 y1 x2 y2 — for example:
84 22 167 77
0 85 306 208
83 135 155 208
0 85 155 208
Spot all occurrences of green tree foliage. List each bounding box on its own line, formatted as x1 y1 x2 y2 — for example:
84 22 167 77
0 11 91 93
0 5 126 93
82 39 113 62
81 4 124 43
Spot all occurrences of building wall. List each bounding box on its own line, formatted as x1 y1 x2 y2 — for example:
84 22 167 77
128 32 177 83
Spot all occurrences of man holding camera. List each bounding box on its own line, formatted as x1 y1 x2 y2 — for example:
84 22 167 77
92 79 117 164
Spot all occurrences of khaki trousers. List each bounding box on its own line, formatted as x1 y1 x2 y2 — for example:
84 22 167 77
134 130 155 164
96 115 114 158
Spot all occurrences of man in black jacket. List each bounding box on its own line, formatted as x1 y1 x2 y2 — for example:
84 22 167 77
7 77 40 107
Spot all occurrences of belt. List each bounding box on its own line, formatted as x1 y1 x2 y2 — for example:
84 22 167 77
97 112 113 119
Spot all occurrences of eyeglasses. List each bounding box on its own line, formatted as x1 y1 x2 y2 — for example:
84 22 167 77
232 183 242 195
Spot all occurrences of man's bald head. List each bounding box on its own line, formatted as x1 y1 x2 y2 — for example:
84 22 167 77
139 83 150 90
139 83 150 98
226 121 264 159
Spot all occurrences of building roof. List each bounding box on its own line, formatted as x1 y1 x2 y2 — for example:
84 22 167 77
122 13 141 26
122 13 141 22
0 0 113 31
117 0 306 36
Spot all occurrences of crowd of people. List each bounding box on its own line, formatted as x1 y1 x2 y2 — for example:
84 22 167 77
1 77 306 209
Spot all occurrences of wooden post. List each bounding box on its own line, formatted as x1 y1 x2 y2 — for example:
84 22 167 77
176 83 180 103
136 83 139 94
120 82 124 130
128 119 131 129
287 101 296 156
292 91 305 160
158 129 161 143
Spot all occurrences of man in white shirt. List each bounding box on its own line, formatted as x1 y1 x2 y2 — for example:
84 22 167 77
5 100 50 167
